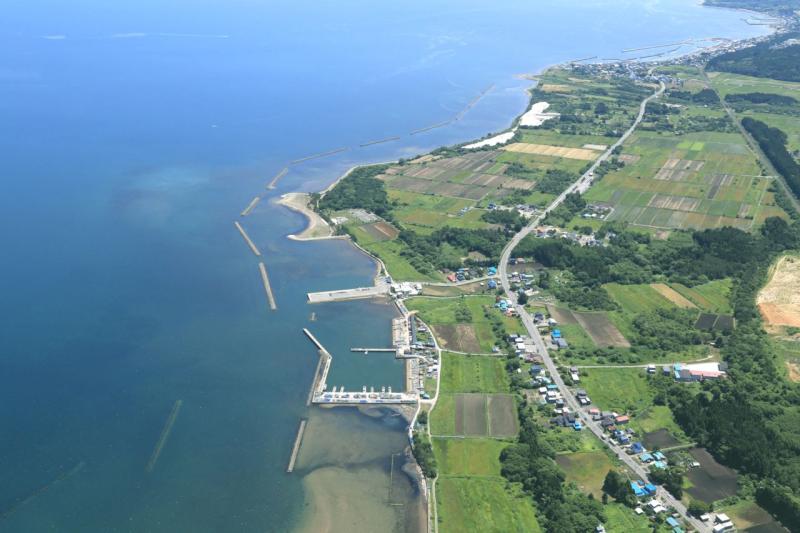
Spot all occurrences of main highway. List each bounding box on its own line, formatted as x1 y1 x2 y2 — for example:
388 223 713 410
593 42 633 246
498 79 710 533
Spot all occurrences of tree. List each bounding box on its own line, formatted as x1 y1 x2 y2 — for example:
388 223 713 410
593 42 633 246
518 291 529 305
688 499 711 517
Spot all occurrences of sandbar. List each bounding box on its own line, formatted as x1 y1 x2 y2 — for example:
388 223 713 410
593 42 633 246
277 193 334 240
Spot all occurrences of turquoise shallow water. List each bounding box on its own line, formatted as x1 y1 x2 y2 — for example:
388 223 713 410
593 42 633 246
0 1 767 531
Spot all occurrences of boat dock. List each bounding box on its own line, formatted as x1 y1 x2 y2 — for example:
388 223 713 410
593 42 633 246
234 221 261 256
302 328 417 405
240 196 261 217
307 284 389 303
286 419 307 473
258 262 277 311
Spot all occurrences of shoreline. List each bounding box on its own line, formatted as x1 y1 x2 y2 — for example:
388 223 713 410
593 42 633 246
276 193 336 241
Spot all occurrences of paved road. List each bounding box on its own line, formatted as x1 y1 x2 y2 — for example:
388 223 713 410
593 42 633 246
499 80 710 533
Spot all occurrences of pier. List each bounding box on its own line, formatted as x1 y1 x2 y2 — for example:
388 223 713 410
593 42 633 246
286 419 307 473
350 347 397 354
266 167 288 189
234 221 261 256
240 196 261 217
258 262 277 311
307 284 389 303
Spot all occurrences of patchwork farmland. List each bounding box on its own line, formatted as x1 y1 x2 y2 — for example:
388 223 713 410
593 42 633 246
583 130 787 230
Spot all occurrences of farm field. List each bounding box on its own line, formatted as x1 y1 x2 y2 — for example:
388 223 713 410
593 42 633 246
632 405 689 445
554 451 613 498
436 477 542 533
430 393 518 438
548 305 630 348
406 295 505 352
582 129 787 230
685 447 738 504
433 437 507 477
718 500 784 532
579 368 654 414
387 189 488 234
440 352 510 393
604 283 673 315
707 71 800 151
670 279 732 313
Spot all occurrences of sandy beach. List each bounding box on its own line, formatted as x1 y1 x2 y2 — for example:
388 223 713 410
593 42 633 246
277 193 334 240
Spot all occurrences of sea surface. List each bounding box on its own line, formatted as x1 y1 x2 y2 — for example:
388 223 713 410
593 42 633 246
0 1 768 531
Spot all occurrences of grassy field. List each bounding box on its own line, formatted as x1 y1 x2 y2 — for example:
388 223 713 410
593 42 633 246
631 405 689 443
436 477 542 533
347 224 442 282
579 368 654 414
554 322 597 351
406 296 505 352
433 437 508 477
440 352 510 393
431 393 456 435
670 279 732 313
555 451 613 498
603 503 652 533
604 283 674 315
773 338 800 383
387 189 489 233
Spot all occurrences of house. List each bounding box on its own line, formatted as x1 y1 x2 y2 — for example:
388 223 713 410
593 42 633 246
631 482 646 497
530 365 542 375
666 517 680 528
640 453 654 463
533 312 545 323
447 273 457 283
630 442 644 454
555 339 569 349
652 460 667 469
615 415 630 424
573 421 583 431
576 389 587 398
644 483 657 495
674 362 726 382
712 523 734 533
588 407 600 416
487 279 497 289
714 514 730 524
551 329 562 339
653 451 666 461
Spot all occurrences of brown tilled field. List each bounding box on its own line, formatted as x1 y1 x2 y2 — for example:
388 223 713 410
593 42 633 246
433 324 482 353
573 312 631 348
757 255 800 328
546 305 578 325
488 394 518 437
650 283 697 309
454 393 488 436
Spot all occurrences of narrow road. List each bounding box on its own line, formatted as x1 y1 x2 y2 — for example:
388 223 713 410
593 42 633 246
499 80 710 533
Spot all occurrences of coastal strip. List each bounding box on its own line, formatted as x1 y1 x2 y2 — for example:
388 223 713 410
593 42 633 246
277 193 334 240
258 262 277 311
286 419 307 473
234 221 261 256
359 136 401 147
240 196 261 217
266 167 288 189
0 461 86 520
410 120 453 136
146 399 183 473
290 147 348 165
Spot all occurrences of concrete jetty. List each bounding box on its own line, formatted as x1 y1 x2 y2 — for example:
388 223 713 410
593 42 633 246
240 196 261 217
410 120 453 136
258 262 277 311
267 167 288 189
307 284 389 303
359 136 401 147
290 147 348 165
286 419 307 473
146 399 183 473
234 221 261 256
350 347 397 354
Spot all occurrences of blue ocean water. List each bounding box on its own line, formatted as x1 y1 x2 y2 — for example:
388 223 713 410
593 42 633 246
0 1 767 531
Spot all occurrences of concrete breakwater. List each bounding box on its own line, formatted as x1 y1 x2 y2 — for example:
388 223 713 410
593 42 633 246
258 262 277 311
240 196 261 217
146 399 183 473
266 167 288 189
234 221 261 256
286 419 307 473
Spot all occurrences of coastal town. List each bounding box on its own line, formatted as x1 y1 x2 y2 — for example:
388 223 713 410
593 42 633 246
266 12 800 531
